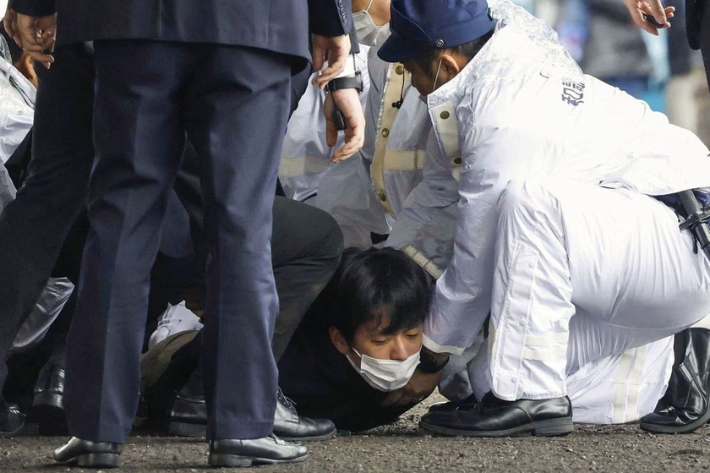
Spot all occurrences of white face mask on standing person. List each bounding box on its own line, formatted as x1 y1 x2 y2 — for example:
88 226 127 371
353 0 390 47
346 347 421 392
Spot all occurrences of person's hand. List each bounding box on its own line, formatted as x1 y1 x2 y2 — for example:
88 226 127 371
324 88 365 162
2 9 21 47
380 369 443 407
16 12 56 69
311 33 352 89
622 0 675 35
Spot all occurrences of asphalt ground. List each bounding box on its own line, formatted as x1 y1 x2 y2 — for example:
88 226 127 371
2 393 710 472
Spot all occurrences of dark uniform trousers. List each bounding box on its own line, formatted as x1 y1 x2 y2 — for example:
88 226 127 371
0 44 94 406
0 42 315 419
687 0 710 88
66 40 292 443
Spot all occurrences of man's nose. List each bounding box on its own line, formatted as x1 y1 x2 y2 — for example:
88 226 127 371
389 337 409 361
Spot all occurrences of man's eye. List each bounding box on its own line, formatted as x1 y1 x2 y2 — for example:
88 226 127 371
372 339 389 345
406 333 421 339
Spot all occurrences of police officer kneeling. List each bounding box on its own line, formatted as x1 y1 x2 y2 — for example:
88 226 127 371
376 0 710 437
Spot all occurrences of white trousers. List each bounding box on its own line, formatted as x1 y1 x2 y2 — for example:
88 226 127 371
488 179 710 400
440 334 674 424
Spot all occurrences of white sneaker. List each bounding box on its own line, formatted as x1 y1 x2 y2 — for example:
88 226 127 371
148 301 203 349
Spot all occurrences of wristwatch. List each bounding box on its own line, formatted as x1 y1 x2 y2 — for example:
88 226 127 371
326 71 364 94
417 348 450 374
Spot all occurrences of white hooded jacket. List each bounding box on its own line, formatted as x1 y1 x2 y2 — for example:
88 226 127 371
402 0 710 355
280 28 440 248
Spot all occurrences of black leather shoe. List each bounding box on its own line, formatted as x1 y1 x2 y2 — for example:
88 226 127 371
167 372 207 437
420 392 573 437
33 364 68 435
167 377 336 442
208 435 307 468
0 404 25 437
54 437 123 468
274 388 336 441
640 328 710 434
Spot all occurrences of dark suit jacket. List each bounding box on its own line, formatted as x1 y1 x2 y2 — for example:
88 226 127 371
11 0 352 65
686 0 706 50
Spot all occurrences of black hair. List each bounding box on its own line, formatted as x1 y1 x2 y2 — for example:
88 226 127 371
411 29 494 78
327 247 431 344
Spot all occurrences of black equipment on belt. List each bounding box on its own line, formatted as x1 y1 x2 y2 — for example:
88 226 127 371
678 189 710 260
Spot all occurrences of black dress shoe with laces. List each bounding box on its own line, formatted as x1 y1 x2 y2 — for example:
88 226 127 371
640 328 710 434
274 388 336 441
167 377 335 442
54 437 123 468
208 435 307 468
420 392 574 437
0 403 25 437
32 364 68 435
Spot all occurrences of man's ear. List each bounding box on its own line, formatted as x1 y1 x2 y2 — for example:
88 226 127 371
16 53 38 87
329 326 351 355
440 53 461 78
370 0 391 26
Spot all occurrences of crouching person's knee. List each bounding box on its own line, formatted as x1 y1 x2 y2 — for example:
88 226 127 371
497 179 552 219
314 210 345 270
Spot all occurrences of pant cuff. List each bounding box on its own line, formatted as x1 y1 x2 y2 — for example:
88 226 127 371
208 420 274 440
67 419 131 444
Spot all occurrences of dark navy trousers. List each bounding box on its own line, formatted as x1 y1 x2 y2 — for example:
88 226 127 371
65 41 292 443
0 44 94 410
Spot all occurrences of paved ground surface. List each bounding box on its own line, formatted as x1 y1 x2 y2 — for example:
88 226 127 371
2 393 710 472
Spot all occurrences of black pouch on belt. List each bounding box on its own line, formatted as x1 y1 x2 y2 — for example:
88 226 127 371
677 189 710 260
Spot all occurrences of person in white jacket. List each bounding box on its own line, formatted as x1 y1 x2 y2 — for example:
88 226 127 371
376 0 710 437
281 0 440 248
278 2 382 250
380 114 681 428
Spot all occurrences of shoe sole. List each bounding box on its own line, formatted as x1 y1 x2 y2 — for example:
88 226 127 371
56 453 120 469
277 428 337 442
640 407 710 434
420 417 574 438
208 452 308 468
33 391 64 410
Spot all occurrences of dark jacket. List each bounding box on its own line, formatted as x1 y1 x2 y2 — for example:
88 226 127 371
277 291 412 432
11 0 352 65
686 0 706 50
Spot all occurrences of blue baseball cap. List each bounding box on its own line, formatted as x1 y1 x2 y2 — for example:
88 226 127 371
378 0 496 63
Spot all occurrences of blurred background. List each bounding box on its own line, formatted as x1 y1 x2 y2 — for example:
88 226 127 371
516 0 710 146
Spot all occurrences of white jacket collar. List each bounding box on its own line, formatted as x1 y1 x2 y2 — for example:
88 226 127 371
427 0 582 112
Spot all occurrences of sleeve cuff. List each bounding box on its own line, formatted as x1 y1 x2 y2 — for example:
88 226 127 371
11 0 56 17
402 245 444 279
334 57 356 78
422 334 466 356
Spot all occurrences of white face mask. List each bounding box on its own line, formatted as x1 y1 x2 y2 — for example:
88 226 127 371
346 347 421 392
353 0 389 47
